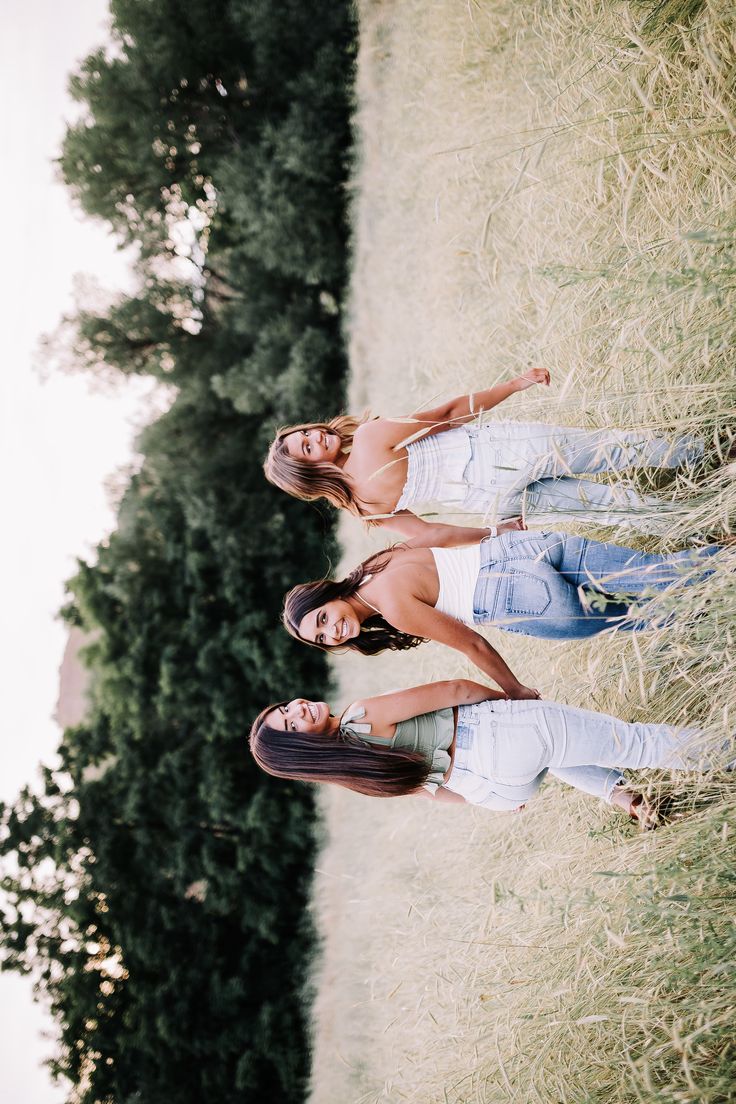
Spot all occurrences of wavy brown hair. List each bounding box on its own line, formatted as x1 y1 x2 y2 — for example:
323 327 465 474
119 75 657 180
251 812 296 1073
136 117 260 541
282 548 426 656
263 413 371 514
249 702 429 797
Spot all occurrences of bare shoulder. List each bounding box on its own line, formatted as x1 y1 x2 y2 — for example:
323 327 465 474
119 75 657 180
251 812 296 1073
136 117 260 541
352 693 398 740
374 582 427 628
353 417 384 441
347 419 400 474
370 546 433 594
342 697 367 720
355 415 415 452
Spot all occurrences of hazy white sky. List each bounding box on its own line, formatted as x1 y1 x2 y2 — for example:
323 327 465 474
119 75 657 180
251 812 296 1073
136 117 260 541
0 3 157 1099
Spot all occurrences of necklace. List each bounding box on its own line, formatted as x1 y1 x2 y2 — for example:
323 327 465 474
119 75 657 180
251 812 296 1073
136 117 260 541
355 577 382 616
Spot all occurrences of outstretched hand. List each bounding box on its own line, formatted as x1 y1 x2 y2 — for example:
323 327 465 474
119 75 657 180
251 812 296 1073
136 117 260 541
516 368 550 390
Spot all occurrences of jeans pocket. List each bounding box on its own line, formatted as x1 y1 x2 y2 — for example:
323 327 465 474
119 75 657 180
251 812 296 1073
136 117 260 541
506 569 552 616
473 570 502 620
490 721 549 783
458 705 480 727
464 440 499 490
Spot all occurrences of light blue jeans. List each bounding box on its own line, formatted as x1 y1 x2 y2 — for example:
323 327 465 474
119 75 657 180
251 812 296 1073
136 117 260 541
472 530 719 639
462 422 703 533
444 699 721 811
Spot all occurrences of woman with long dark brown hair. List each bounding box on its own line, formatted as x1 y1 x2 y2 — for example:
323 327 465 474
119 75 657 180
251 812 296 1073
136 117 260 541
281 529 722 698
249 678 727 827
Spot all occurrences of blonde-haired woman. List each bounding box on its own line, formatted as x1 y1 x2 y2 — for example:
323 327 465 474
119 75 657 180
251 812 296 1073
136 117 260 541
264 370 702 542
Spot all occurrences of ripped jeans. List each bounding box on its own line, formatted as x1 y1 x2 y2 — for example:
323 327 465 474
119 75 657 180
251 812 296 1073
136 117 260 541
461 421 703 534
472 529 719 639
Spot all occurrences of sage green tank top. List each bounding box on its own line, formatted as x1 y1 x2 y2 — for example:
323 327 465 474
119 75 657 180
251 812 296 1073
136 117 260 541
340 703 454 794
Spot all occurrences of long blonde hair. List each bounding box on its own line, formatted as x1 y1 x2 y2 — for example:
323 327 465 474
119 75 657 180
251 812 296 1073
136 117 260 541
263 413 370 514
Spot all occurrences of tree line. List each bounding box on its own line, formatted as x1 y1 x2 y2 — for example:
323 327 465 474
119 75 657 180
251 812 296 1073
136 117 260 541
1 2 356 1100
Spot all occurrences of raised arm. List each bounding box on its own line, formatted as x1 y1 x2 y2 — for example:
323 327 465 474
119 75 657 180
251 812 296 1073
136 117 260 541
382 597 540 700
409 368 550 426
355 370 551 461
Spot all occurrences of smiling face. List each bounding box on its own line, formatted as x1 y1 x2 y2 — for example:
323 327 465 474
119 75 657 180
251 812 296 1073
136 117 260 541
266 698 336 735
283 427 342 465
298 598 361 647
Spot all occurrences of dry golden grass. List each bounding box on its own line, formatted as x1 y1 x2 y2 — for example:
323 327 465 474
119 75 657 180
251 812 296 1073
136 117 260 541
307 2 736 1101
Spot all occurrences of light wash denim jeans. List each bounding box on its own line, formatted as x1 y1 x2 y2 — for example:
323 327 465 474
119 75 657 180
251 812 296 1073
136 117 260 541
461 422 703 533
472 530 719 639
444 699 718 811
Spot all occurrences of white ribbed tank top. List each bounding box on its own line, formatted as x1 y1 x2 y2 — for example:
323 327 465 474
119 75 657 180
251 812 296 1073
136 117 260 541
429 543 481 626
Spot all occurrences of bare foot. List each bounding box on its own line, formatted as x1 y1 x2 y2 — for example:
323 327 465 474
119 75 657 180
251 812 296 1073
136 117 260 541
610 786 658 830
723 437 736 463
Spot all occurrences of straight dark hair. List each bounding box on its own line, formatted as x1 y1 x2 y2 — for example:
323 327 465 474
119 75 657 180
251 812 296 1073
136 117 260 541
282 548 425 656
249 703 430 797
263 414 369 513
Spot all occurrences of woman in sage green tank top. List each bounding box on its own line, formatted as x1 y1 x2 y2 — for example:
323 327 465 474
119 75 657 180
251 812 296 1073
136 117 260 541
249 679 731 829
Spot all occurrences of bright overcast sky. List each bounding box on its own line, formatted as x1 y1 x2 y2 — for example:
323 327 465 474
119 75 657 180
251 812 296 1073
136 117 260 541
0 3 159 1099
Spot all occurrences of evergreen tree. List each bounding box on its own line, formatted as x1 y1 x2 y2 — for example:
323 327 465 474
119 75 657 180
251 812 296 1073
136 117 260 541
2 1 356 1098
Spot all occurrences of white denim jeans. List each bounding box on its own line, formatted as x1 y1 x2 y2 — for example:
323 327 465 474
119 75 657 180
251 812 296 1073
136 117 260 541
444 699 719 811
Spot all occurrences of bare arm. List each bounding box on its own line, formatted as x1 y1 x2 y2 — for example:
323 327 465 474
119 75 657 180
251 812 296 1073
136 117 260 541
357 678 505 730
409 368 550 426
382 597 540 700
421 787 467 804
374 510 526 547
358 370 551 462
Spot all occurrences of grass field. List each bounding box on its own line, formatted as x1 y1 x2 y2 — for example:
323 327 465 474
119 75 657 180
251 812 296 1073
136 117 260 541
307 2 736 1101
